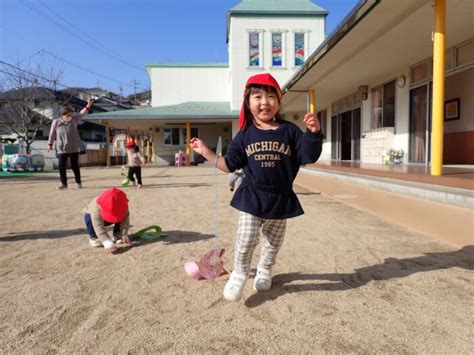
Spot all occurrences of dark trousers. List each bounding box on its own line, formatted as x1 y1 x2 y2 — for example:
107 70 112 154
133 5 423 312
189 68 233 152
58 153 81 186
84 213 120 240
127 166 142 185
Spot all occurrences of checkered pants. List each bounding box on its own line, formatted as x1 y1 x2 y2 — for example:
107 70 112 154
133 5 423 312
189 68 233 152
233 211 287 275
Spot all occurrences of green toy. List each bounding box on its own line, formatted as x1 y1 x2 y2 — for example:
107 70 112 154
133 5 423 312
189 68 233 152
132 225 166 240
121 177 131 186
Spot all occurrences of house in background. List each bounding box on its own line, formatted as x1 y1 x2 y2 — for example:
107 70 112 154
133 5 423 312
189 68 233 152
0 86 131 168
86 0 328 165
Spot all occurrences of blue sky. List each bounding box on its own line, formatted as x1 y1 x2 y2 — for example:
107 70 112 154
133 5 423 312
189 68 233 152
1 0 359 96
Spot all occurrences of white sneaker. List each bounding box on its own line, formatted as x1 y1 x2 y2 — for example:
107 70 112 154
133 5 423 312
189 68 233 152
76 183 82 189
137 184 142 189
132 181 137 187
223 271 247 302
89 238 102 247
253 266 272 292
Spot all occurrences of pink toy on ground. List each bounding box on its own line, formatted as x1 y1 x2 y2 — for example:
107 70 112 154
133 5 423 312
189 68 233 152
184 248 229 280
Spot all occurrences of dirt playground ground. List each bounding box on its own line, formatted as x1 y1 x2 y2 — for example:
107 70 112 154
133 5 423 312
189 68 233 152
0 166 472 353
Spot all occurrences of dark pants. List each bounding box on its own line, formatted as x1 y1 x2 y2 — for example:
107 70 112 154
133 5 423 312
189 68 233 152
58 153 81 186
84 213 120 240
127 166 142 185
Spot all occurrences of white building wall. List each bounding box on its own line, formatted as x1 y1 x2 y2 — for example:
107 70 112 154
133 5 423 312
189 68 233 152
320 106 332 160
149 67 230 107
393 70 410 153
228 16 326 112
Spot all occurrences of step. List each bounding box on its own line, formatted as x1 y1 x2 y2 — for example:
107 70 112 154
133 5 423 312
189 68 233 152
301 167 474 209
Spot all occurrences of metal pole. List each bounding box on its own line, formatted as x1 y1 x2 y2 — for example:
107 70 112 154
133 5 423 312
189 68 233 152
186 121 191 166
430 0 445 176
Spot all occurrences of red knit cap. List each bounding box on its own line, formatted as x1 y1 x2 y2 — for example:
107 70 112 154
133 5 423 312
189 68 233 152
126 141 136 148
239 73 282 130
97 188 128 223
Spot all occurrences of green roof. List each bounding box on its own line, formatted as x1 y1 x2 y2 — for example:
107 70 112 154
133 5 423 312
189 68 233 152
145 63 228 68
229 0 327 15
86 102 238 121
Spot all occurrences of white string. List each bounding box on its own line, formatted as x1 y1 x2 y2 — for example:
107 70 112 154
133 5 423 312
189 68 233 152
213 136 222 249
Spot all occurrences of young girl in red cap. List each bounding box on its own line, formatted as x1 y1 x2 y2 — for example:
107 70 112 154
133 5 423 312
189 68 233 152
190 73 322 301
125 141 145 188
84 188 132 254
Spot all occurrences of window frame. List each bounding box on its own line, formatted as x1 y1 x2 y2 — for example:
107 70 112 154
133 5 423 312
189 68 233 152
270 31 286 68
293 31 307 67
163 127 181 146
370 79 396 130
182 127 199 146
247 30 264 68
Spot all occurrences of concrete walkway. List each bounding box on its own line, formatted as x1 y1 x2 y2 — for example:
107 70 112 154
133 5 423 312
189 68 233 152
296 169 474 247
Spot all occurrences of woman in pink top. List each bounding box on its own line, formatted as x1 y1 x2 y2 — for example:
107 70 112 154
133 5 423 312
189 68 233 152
48 97 93 189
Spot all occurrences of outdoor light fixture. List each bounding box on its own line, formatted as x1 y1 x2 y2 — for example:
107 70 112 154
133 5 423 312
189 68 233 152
359 85 368 100
397 75 406 88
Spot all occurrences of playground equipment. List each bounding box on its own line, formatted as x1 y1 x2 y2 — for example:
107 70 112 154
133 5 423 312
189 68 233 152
175 150 187 166
2 154 45 172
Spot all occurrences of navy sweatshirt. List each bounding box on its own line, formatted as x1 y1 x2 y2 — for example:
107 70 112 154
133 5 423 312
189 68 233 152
224 120 323 219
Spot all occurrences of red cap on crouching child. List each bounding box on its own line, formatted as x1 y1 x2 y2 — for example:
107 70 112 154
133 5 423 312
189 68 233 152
126 141 136 148
239 73 282 131
97 188 128 223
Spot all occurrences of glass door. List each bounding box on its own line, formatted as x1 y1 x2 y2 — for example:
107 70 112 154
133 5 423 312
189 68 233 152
331 115 339 160
352 107 361 161
409 84 429 163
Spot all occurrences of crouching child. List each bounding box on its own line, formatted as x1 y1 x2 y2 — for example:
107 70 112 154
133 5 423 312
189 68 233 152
84 188 132 254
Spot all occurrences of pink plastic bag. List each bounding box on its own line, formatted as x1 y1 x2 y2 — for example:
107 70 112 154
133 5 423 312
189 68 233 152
196 248 228 280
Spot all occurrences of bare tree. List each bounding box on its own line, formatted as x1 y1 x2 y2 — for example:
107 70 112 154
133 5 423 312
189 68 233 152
0 62 64 154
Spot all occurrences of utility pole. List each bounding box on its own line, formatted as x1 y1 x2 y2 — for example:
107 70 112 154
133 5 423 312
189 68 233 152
119 84 123 98
132 80 139 105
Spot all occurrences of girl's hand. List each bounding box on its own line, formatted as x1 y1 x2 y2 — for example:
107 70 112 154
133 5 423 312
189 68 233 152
104 245 118 254
121 234 132 245
190 137 208 156
303 113 321 133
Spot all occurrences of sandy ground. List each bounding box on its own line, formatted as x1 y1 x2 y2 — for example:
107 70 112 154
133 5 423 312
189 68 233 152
0 165 473 353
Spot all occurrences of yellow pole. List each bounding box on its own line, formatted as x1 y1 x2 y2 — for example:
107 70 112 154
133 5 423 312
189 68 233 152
146 137 150 163
105 123 110 168
431 0 445 176
308 89 316 113
150 140 154 164
186 120 191 166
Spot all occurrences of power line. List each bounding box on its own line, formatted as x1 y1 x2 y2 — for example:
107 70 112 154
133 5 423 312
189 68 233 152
1 24 144 92
35 0 128 62
17 50 43 65
40 49 136 88
19 0 145 73
0 60 102 98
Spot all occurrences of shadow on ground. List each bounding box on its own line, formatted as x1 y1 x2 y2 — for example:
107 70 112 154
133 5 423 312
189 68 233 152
139 183 211 189
0 228 85 242
245 245 474 308
0 228 214 246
